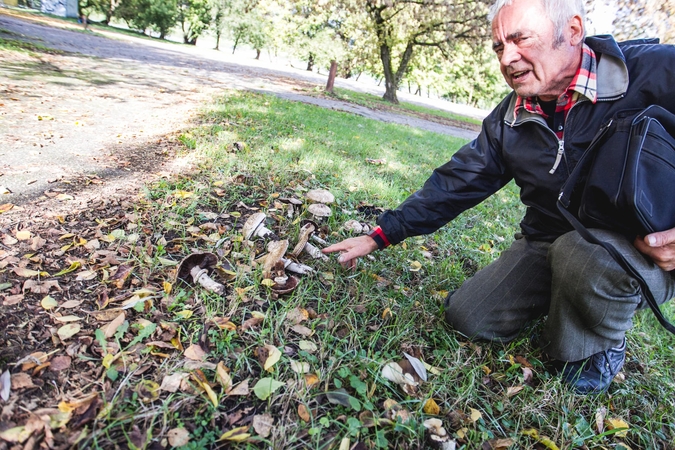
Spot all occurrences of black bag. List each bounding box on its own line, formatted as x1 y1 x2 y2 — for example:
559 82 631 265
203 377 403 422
558 105 675 334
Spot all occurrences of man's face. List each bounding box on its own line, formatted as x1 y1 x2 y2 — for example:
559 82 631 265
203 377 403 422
491 0 582 101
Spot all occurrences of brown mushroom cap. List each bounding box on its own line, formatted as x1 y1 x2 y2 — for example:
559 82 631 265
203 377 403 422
271 275 299 295
291 222 316 256
343 219 363 234
263 239 289 278
308 203 332 218
306 189 335 204
176 252 219 282
242 212 267 240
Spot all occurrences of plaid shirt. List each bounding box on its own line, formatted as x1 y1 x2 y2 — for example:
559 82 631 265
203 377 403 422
513 44 598 139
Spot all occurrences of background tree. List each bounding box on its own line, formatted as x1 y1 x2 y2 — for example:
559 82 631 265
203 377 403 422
178 0 213 45
114 0 178 39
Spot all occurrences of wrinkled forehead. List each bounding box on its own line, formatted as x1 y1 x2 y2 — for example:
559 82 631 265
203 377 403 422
491 1 551 43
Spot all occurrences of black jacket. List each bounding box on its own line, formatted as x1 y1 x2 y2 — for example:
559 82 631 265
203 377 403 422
377 36 675 244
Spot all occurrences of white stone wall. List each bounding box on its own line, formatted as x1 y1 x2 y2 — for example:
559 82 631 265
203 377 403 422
41 0 78 17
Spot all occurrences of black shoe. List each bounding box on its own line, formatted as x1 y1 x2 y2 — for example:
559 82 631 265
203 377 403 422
555 339 626 394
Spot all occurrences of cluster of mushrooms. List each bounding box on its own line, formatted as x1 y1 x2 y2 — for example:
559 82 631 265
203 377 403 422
175 189 373 297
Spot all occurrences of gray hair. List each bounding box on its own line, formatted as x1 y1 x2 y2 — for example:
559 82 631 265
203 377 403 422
488 0 586 46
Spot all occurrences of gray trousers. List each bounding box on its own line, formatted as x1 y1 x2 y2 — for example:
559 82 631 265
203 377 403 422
444 230 675 362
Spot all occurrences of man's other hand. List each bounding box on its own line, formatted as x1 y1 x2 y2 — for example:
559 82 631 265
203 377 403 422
634 227 675 271
322 235 379 269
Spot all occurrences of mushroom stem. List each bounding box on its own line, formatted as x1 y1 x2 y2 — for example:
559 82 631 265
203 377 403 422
190 266 225 295
280 257 314 274
252 224 275 239
301 242 329 261
311 235 328 246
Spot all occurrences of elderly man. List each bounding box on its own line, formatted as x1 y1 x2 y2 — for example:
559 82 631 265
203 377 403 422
324 0 675 394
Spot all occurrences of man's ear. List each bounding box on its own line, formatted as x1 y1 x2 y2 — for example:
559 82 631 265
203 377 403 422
569 14 584 46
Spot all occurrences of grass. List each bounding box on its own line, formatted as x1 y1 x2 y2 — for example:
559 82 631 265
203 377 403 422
73 90 675 449
327 88 484 127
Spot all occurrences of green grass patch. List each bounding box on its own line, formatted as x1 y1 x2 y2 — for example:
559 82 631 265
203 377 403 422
0 35 64 55
79 90 674 449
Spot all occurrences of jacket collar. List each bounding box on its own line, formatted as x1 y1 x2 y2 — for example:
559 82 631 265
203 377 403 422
504 35 630 127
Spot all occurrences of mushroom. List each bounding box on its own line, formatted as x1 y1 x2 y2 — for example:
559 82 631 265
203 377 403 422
305 189 335 204
268 259 300 295
176 252 226 295
281 257 314 274
263 239 289 279
343 219 364 234
308 203 332 219
242 212 276 240
279 197 303 219
292 222 328 261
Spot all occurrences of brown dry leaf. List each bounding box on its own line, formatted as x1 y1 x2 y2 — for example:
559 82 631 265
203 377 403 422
184 344 208 361
60 300 82 309
76 270 98 281
14 267 42 278
213 317 236 331
11 372 36 389
515 355 533 368
216 362 232 391
290 324 314 337
2 234 18 246
53 315 82 323
286 307 309 325
161 373 189 393
0 203 14 214
423 398 441 415
30 236 46 251
111 264 134 289
103 312 126 338
168 428 190 447
228 379 250 396
486 438 515 449
23 279 61 294
298 404 311 422
595 406 607 434
49 356 71 372
191 372 218 407
240 316 264 331
88 309 122 322
252 414 274 438
506 385 524 397
2 294 23 306
522 367 534 384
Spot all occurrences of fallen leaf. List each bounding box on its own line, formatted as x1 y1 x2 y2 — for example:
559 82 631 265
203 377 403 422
168 428 190 447
16 230 31 241
49 356 72 371
298 340 317 353
2 234 18 245
191 371 218 407
161 373 189 393
298 404 311 421
0 203 14 214
60 300 82 309
3 294 24 306
228 379 250 396
76 270 98 281
263 345 281 371
219 426 250 442
595 406 607 434
381 362 417 386
14 267 42 277
289 359 310 374
240 316 263 331
325 389 352 407
291 324 313 337
24 279 61 294
485 438 515 449
409 261 422 272
213 317 236 331
110 264 133 289
11 372 36 389
605 417 630 438
469 408 482 424
0 426 32 444
103 312 126 338
57 323 80 340
403 352 428 382
53 315 82 323
216 362 232 391
506 385 524 397
253 377 285 400
423 398 440 415
53 261 81 277
136 380 161 402
304 373 320 389
252 414 274 438
286 307 309 324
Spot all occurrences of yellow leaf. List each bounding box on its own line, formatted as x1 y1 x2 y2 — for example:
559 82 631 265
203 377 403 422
382 307 392 320
192 373 218 407
173 190 194 199
469 408 482 423
423 398 440 415
0 203 14 214
175 310 193 319
261 278 275 287
304 373 320 388
605 417 630 438
54 261 81 277
298 404 311 421
218 426 251 442
102 353 114 369
216 362 232 391
163 281 172 295
57 323 80 340
41 296 58 310
263 344 281 371
16 230 31 241
409 261 422 272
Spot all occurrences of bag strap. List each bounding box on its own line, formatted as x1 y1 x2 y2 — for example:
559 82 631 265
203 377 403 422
558 191 675 335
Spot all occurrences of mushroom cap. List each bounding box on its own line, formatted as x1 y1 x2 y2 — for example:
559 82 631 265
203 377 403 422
305 189 335 204
343 219 363 234
271 275 299 295
242 212 266 239
279 197 304 205
291 222 316 256
308 203 332 218
176 252 219 282
263 239 289 278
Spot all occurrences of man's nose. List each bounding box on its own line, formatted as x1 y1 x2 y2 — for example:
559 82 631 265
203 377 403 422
500 43 521 66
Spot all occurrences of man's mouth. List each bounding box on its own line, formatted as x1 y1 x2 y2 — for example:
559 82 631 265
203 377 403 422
511 70 530 81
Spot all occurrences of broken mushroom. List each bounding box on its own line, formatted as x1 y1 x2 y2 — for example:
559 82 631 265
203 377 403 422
292 222 328 261
262 240 300 295
242 212 276 240
263 240 289 279
176 252 226 295
305 189 335 204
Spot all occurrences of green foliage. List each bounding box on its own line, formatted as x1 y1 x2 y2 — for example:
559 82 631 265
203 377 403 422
178 0 213 45
114 0 179 38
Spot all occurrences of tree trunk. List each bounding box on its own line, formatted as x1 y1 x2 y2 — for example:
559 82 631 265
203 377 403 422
326 60 338 94
215 32 221 50
306 54 315 71
255 49 261 60
232 37 240 54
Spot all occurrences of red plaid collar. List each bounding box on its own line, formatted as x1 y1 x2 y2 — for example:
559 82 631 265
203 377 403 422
513 44 597 121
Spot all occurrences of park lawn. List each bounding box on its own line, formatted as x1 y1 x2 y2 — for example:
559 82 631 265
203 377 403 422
3 90 675 449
